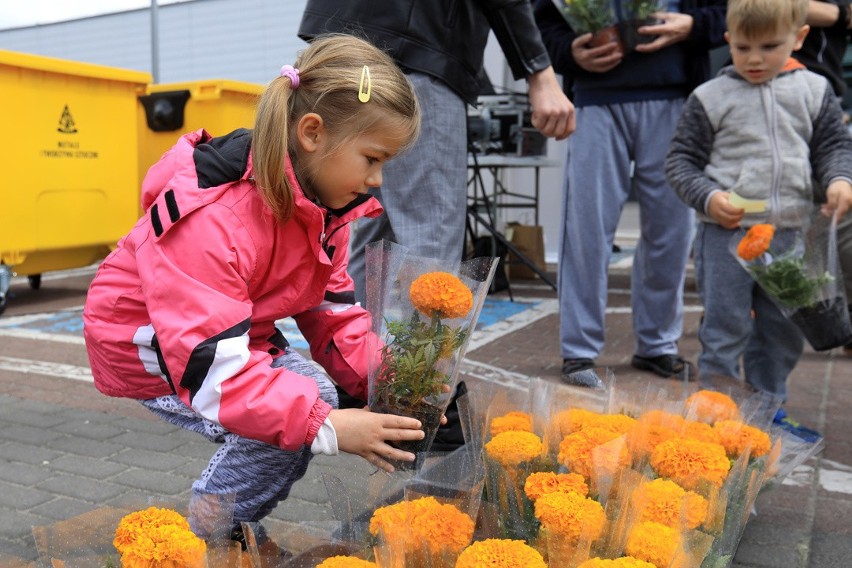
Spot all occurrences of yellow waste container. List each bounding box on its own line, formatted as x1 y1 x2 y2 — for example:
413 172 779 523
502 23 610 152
138 79 264 196
0 50 151 312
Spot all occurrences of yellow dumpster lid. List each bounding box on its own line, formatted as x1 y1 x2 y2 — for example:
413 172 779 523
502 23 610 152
0 49 151 84
146 79 265 98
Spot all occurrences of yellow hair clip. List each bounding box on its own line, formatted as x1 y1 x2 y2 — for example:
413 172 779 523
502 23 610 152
358 65 372 103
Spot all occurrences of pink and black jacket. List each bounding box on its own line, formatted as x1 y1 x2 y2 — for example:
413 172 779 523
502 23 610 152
83 128 381 450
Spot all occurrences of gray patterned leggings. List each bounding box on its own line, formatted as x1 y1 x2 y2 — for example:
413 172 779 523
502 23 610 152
140 349 339 533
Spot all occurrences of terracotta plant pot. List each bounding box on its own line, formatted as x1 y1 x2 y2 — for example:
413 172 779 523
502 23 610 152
589 25 624 52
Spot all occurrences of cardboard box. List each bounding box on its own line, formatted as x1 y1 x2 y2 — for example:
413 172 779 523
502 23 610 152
505 223 546 280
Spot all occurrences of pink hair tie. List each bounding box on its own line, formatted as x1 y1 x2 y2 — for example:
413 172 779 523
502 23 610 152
280 64 300 89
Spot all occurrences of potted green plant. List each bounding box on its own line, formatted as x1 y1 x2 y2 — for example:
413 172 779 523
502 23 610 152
619 0 665 51
551 0 623 50
365 241 497 469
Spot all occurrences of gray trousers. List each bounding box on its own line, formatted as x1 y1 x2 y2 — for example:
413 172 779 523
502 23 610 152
347 72 468 304
558 99 694 360
141 349 339 533
693 223 804 400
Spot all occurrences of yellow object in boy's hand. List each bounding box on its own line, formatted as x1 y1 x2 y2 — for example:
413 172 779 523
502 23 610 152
729 192 767 213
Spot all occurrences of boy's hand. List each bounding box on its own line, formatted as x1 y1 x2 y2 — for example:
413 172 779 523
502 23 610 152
707 191 745 228
328 408 424 473
824 180 852 218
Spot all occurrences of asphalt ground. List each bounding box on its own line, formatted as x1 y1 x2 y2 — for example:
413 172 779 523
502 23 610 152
0 228 850 567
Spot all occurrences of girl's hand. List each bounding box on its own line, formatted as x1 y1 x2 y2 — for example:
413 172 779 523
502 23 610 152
707 191 745 228
328 408 425 473
824 180 852 218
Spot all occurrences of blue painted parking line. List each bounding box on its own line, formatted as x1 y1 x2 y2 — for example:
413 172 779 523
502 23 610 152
0 298 545 351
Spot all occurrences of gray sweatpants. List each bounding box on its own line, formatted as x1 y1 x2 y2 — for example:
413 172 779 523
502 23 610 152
558 99 694 360
693 223 804 401
141 349 339 533
346 72 468 304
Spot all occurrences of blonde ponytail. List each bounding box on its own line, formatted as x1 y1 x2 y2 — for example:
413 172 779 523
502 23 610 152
251 34 420 221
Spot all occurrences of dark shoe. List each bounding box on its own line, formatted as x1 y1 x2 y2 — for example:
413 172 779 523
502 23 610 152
561 359 603 388
631 354 693 380
230 524 292 567
773 408 822 443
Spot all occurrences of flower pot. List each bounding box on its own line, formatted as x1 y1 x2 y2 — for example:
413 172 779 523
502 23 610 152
789 296 852 351
617 17 662 52
589 25 624 52
372 400 445 470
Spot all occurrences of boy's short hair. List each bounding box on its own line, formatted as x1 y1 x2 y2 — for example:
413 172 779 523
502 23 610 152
727 0 808 38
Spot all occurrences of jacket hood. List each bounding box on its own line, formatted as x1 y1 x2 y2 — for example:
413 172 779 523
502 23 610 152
718 58 807 81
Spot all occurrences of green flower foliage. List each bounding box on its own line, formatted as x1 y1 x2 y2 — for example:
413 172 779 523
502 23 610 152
750 256 832 309
374 312 468 410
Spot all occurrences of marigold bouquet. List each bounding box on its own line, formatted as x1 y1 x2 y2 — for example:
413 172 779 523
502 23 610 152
365 241 497 465
731 213 852 351
734 223 830 309
32 495 236 568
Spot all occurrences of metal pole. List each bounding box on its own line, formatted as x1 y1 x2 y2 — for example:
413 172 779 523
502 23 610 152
150 0 160 83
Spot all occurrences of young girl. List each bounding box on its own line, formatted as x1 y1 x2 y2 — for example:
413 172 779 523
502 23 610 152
83 34 422 545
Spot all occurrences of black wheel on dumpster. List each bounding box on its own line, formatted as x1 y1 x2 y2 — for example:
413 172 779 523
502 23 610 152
28 274 41 290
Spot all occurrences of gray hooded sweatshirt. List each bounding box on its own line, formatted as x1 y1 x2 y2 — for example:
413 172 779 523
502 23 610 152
666 63 852 228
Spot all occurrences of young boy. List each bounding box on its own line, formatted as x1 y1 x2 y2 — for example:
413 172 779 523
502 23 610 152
665 0 852 440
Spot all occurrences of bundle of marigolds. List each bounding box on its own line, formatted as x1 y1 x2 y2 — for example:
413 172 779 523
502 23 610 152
368 495 476 568
113 506 206 567
366 241 496 463
735 223 830 310
473 386 797 568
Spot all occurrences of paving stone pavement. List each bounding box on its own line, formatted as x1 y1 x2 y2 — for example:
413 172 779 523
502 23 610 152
0 257 850 567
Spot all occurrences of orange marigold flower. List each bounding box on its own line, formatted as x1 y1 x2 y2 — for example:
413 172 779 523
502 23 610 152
455 538 547 568
524 471 589 501
680 420 722 445
114 508 206 568
624 521 681 568
626 411 684 459
713 420 772 458
369 496 474 557
736 224 775 261
630 478 708 529
316 557 377 568
578 557 657 568
534 491 606 543
553 408 603 437
559 426 631 479
114 507 192 555
587 412 638 435
485 430 545 467
650 438 731 490
409 272 473 319
685 390 740 423
490 411 534 436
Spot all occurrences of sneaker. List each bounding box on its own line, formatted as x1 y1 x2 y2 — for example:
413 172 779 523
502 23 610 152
561 358 603 389
773 408 822 443
631 354 693 380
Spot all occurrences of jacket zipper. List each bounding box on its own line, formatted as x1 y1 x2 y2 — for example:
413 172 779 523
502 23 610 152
761 82 782 216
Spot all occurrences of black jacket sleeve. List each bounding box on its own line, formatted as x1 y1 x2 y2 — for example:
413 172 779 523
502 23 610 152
483 0 554 79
